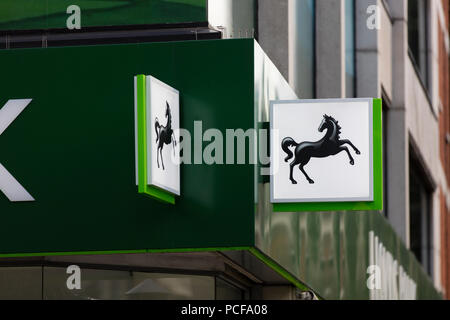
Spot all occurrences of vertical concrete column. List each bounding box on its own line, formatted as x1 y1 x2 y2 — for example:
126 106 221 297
355 0 379 98
388 108 409 246
316 0 346 98
386 0 410 246
257 0 290 80
288 0 315 98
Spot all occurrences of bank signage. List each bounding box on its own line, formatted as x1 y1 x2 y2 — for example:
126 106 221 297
270 98 383 212
134 75 180 204
0 39 259 257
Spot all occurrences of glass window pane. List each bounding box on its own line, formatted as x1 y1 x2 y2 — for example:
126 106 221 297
409 155 432 276
215 278 244 300
0 267 42 300
43 267 215 300
408 0 428 88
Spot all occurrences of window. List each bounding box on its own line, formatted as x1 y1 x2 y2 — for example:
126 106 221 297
345 0 355 98
409 152 433 276
408 0 429 88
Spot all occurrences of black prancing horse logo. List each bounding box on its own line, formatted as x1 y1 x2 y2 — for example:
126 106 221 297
282 115 361 185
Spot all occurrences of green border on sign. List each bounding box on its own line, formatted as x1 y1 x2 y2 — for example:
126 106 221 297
273 98 383 212
136 75 175 205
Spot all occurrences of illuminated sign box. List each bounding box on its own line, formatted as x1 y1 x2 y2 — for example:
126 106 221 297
270 98 383 212
135 75 180 204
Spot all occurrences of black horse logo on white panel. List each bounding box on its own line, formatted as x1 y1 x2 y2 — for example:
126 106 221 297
282 115 361 185
155 101 177 170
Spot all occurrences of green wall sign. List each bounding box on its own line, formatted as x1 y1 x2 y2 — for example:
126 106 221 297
0 39 254 255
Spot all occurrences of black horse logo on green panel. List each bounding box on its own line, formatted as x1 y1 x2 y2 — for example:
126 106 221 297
155 101 177 170
282 115 361 185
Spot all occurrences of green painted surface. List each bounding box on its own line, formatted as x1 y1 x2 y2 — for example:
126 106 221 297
0 0 207 31
0 39 254 254
137 74 147 194
273 98 383 212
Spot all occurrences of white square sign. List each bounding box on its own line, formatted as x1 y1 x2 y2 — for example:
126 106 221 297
146 76 180 196
270 99 373 203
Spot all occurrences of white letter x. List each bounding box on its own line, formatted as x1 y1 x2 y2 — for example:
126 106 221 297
0 99 35 202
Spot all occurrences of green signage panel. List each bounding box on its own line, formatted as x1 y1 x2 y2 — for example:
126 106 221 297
0 39 255 255
0 0 207 31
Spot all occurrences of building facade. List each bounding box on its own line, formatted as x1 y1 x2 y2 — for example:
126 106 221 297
0 0 449 300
